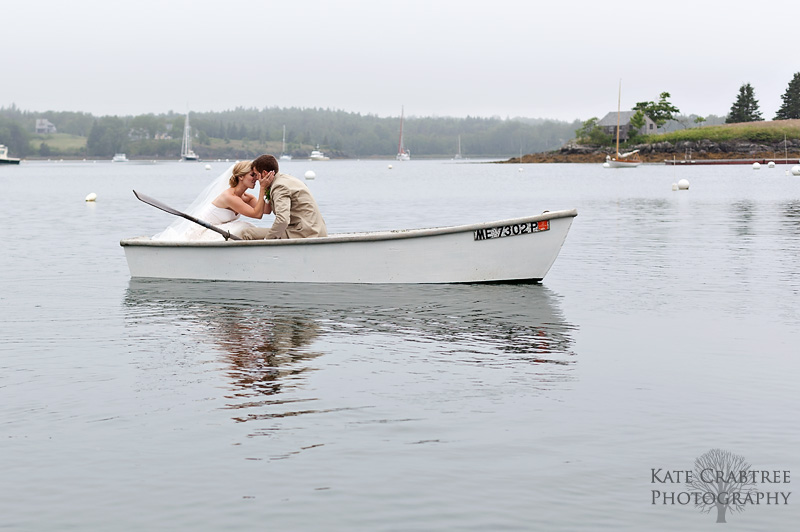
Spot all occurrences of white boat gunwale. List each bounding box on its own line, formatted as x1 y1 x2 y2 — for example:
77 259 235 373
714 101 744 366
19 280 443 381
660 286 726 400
121 209 577 248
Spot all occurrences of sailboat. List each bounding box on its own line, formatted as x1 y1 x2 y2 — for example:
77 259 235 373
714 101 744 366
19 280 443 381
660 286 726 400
280 125 292 161
396 106 411 161
454 135 463 159
181 113 199 161
605 81 641 168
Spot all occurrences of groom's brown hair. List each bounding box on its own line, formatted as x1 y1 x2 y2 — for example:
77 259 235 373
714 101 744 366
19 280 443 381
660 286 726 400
253 154 279 174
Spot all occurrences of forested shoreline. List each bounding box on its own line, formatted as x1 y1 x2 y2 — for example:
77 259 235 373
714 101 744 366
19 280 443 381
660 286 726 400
5 72 799 162
0 105 580 160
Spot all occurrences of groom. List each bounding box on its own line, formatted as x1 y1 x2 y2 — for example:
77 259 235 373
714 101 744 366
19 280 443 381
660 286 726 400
241 154 328 240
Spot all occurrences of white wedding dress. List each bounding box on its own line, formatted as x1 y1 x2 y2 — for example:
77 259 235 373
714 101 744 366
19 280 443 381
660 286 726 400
152 164 256 242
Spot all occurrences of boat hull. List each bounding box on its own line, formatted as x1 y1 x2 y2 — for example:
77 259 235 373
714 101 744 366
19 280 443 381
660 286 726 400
606 159 641 168
0 158 21 165
121 210 577 284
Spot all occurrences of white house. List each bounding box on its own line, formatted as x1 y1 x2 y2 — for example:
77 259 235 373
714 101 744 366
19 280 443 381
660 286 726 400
35 119 57 134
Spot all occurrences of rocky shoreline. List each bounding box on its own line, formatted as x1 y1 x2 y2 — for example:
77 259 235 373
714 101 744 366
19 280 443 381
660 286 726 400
507 138 800 164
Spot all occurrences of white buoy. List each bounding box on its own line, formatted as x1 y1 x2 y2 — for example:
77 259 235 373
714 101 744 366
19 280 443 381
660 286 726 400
85 192 97 202
602 162 610 168
388 164 393 169
768 161 775 168
672 183 678 191
792 165 800 176
518 167 524 172
678 179 690 190
752 162 761 170
304 170 316 180
205 164 211 170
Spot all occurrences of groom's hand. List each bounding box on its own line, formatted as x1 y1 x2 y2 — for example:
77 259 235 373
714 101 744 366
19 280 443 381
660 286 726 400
259 170 275 188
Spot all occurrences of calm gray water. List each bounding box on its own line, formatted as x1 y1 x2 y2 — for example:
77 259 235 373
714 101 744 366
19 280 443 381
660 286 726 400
2 159 799 530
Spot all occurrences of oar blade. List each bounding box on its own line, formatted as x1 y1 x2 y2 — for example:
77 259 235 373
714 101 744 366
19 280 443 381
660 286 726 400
133 190 183 217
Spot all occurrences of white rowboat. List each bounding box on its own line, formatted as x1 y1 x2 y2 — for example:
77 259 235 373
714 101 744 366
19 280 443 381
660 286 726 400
121 209 577 284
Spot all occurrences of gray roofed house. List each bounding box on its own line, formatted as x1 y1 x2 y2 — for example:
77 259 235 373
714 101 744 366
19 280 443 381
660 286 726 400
35 119 57 134
598 110 656 141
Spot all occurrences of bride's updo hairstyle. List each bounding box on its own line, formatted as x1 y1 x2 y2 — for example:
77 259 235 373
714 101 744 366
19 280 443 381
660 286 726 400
228 160 253 187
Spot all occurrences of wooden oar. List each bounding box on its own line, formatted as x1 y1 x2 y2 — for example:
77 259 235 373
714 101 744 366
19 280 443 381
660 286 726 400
133 190 242 241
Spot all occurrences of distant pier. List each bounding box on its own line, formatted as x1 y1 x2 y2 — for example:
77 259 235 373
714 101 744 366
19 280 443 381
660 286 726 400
664 158 800 166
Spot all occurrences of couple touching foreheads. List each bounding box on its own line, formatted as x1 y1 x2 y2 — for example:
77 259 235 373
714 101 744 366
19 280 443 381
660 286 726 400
170 154 327 242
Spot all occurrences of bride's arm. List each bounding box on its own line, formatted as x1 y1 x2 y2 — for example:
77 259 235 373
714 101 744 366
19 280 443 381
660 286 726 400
243 192 272 215
216 191 266 219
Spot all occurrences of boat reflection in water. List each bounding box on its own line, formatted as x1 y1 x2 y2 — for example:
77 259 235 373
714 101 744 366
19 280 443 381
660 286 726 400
123 280 578 423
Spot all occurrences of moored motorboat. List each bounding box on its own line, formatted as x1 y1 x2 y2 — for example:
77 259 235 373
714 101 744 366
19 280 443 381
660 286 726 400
112 153 129 162
121 209 577 284
0 144 21 164
309 145 329 161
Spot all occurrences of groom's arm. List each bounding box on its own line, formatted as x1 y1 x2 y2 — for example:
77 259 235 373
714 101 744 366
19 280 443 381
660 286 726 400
266 184 290 239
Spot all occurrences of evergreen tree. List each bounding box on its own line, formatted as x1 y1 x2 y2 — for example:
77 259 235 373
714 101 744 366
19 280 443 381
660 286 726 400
0 116 30 157
86 117 128 156
726 83 763 123
774 72 800 120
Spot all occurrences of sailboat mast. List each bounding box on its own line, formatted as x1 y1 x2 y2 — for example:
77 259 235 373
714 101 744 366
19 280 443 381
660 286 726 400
616 80 621 156
398 107 405 154
182 114 192 156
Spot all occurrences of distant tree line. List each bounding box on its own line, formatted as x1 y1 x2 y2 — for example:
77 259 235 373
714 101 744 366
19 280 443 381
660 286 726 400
0 105 580 159
6 72 798 158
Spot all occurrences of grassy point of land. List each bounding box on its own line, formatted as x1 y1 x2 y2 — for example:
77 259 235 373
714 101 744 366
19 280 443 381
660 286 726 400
646 119 800 144
510 119 800 163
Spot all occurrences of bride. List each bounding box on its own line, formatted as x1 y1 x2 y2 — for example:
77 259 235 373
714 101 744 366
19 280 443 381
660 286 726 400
153 161 275 241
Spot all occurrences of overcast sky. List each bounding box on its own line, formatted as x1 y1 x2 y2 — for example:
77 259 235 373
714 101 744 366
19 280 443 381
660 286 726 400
4 0 799 122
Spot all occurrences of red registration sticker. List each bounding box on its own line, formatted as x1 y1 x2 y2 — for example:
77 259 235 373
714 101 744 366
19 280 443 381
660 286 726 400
473 219 551 241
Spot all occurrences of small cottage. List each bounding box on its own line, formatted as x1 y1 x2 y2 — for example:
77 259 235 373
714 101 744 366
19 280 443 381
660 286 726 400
597 111 656 141
35 119 57 134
